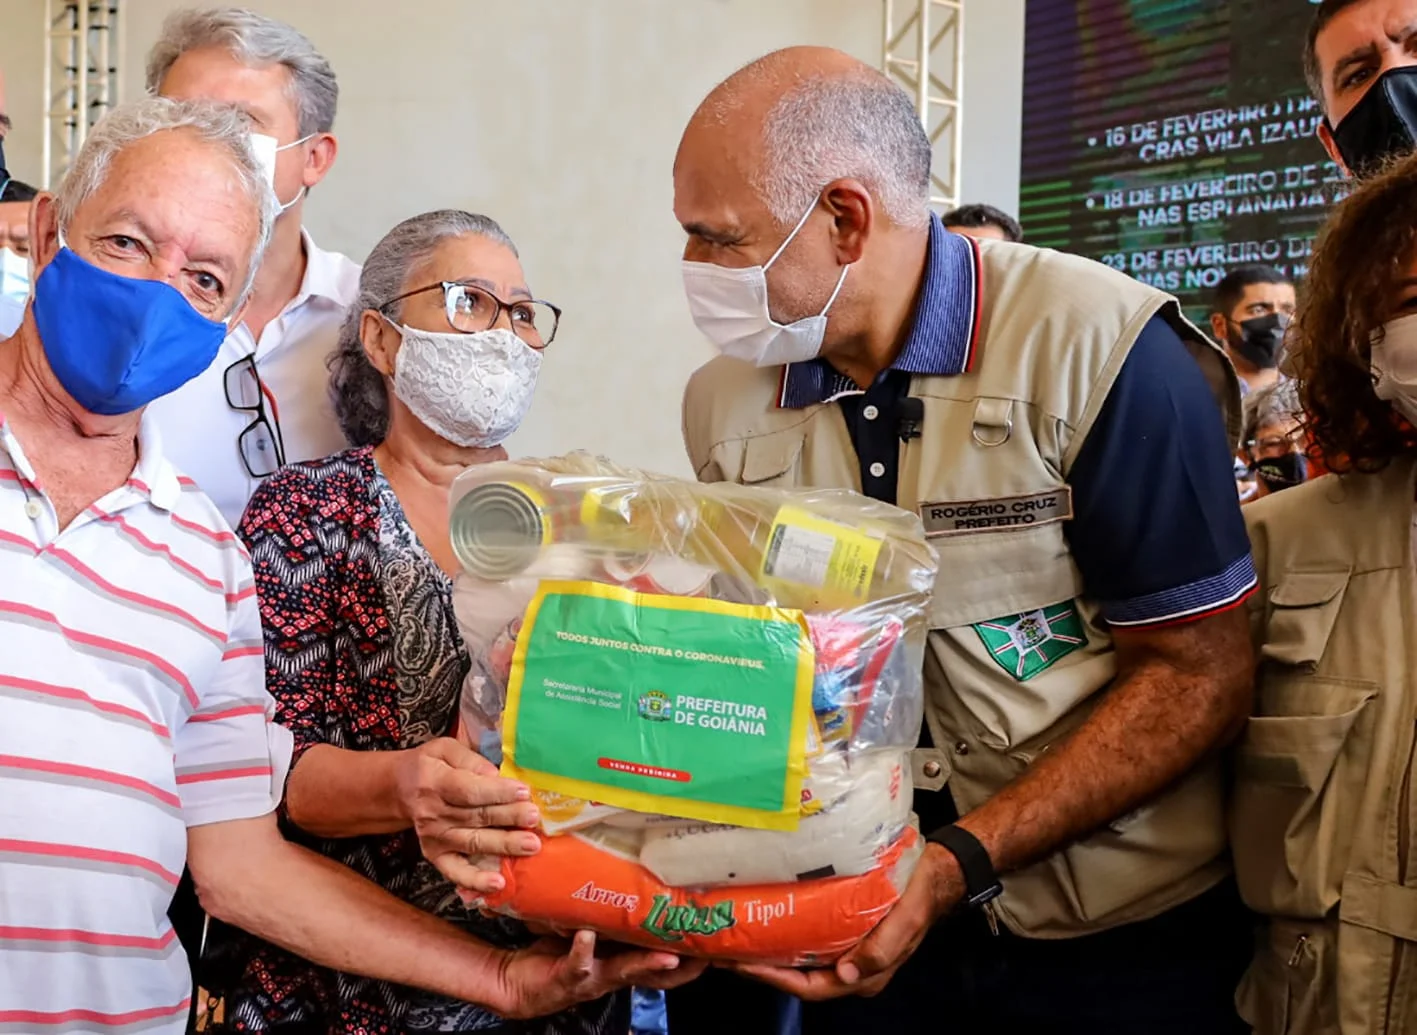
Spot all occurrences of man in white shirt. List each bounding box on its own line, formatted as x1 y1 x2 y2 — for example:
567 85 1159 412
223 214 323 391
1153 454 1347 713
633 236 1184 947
143 7 361 526
0 94 695 1035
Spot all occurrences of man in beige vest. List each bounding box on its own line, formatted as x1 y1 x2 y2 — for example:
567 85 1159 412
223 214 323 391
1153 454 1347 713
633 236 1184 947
670 47 1258 1034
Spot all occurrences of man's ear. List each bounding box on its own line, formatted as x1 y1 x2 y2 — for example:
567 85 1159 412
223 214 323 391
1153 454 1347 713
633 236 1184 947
1317 121 1352 177
820 178 874 266
1209 312 1229 345
28 193 62 274
360 308 398 377
304 132 338 190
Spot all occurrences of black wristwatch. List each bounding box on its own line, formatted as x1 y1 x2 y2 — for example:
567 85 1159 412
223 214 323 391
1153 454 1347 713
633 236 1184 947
927 824 1003 909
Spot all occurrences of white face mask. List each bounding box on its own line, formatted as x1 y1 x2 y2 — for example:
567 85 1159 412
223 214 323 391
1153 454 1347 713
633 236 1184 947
386 320 542 448
1373 313 1417 426
0 247 28 302
681 195 850 367
248 132 314 214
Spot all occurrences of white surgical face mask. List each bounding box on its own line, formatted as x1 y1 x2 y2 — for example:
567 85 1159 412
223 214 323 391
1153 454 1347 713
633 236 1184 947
248 132 314 214
1373 312 1417 427
681 195 851 367
386 320 542 448
0 247 28 302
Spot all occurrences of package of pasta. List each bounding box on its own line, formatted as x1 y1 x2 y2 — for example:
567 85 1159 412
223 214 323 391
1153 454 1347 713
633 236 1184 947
448 453 937 965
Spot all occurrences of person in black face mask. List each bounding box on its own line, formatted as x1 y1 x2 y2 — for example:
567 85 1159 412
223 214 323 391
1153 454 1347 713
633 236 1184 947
1241 379 1310 501
1208 265 1296 396
1307 0 1417 176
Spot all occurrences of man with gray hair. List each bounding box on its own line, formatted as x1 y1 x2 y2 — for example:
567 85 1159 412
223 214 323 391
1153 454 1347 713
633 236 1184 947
676 46 1256 1032
0 96 696 1035
143 6 360 527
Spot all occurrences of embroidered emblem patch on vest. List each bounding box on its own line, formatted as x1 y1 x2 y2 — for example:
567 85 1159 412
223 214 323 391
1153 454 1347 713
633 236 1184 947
974 604 1088 681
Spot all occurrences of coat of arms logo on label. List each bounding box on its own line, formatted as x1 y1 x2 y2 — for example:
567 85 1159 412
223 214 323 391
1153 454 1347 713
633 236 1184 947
973 603 1087 681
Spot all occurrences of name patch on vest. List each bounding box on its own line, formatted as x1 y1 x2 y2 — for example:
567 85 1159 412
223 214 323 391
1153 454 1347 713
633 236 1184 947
918 488 1074 538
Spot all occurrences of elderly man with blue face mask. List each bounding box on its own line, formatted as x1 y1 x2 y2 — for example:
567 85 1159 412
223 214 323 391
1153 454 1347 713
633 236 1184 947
674 45 1259 1035
0 95 697 1035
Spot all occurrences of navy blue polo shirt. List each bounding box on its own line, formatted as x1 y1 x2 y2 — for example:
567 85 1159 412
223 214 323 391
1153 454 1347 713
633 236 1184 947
779 217 1257 628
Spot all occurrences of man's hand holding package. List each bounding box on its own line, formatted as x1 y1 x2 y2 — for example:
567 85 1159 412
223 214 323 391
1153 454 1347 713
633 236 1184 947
734 841 964 999
395 737 541 892
496 931 709 1019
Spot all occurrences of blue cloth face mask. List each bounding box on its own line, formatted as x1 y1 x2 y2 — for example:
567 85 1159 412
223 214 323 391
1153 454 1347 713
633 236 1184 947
32 241 231 415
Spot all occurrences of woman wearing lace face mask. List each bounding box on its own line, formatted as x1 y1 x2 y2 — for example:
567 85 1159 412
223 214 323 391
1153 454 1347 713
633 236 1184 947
222 211 699 1034
1232 155 1417 1034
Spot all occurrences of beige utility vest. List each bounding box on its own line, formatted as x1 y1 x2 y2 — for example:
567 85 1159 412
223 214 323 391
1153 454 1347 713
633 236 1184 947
1235 459 1417 1035
682 241 1242 938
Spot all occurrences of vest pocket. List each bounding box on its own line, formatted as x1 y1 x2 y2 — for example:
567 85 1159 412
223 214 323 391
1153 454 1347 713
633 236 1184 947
1236 919 1339 1035
1262 571 1349 668
923 524 1081 631
1231 679 1379 920
739 432 805 487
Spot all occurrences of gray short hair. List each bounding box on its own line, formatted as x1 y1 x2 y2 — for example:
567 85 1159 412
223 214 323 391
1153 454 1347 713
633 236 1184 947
57 96 276 309
330 210 518 447
757 72 932 230
1242 378 1304 444
145 7 339 137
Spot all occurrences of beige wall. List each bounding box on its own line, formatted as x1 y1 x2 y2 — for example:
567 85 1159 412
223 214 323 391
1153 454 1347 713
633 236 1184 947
0 0 1024 476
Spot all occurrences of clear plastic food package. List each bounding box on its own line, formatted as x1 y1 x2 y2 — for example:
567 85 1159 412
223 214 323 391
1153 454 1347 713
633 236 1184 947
449 453 937 965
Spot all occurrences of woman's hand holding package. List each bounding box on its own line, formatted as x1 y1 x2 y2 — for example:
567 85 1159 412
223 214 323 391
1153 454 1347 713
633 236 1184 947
493 931 708 1020
395 737 541 892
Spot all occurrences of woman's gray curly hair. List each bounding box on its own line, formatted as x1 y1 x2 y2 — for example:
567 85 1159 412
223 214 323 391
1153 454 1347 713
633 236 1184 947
1242 377 1304 446
329 210 517 447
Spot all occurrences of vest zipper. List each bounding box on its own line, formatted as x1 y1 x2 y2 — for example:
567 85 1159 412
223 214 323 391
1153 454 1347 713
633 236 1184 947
1385 726 1417 1027
1401 731 1414 887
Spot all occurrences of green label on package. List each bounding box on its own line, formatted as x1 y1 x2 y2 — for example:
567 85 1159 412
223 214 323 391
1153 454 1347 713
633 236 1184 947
501 580 815 831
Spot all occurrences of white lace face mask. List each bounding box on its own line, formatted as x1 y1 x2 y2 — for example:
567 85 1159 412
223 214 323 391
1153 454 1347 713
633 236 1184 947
385 320 542 448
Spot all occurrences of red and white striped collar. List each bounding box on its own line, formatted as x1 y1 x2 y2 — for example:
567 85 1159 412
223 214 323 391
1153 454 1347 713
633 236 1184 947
0 410 181 513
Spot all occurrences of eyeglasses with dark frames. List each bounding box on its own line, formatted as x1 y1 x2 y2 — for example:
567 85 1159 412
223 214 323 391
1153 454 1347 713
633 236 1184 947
224 355 286 479
377 281 561 349
1247 426 1306 461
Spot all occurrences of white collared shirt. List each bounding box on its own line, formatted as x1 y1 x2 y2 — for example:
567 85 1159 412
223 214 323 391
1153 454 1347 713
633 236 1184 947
0 409 291 1035
147 230 361 528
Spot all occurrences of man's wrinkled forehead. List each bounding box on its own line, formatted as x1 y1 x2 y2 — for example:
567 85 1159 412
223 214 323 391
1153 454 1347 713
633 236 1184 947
80 132 254 265
1318 0 1417 109
0 201 27 251
674 116 769 230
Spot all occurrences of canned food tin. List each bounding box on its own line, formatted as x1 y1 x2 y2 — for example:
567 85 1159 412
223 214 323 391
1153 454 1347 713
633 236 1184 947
450 482 552 579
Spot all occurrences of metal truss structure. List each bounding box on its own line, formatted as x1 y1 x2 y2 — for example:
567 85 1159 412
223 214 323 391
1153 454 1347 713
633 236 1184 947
42 0 122 188
882 0 964 212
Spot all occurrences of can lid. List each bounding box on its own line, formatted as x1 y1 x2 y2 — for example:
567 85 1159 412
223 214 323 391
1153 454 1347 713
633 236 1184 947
450 482 546 580
601 553 653 584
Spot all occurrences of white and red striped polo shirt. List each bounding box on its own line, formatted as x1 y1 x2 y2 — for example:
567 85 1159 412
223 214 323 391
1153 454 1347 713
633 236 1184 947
0 413 292 1035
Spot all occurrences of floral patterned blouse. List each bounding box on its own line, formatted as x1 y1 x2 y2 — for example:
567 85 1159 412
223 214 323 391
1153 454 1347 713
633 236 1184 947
226 447 626 1035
